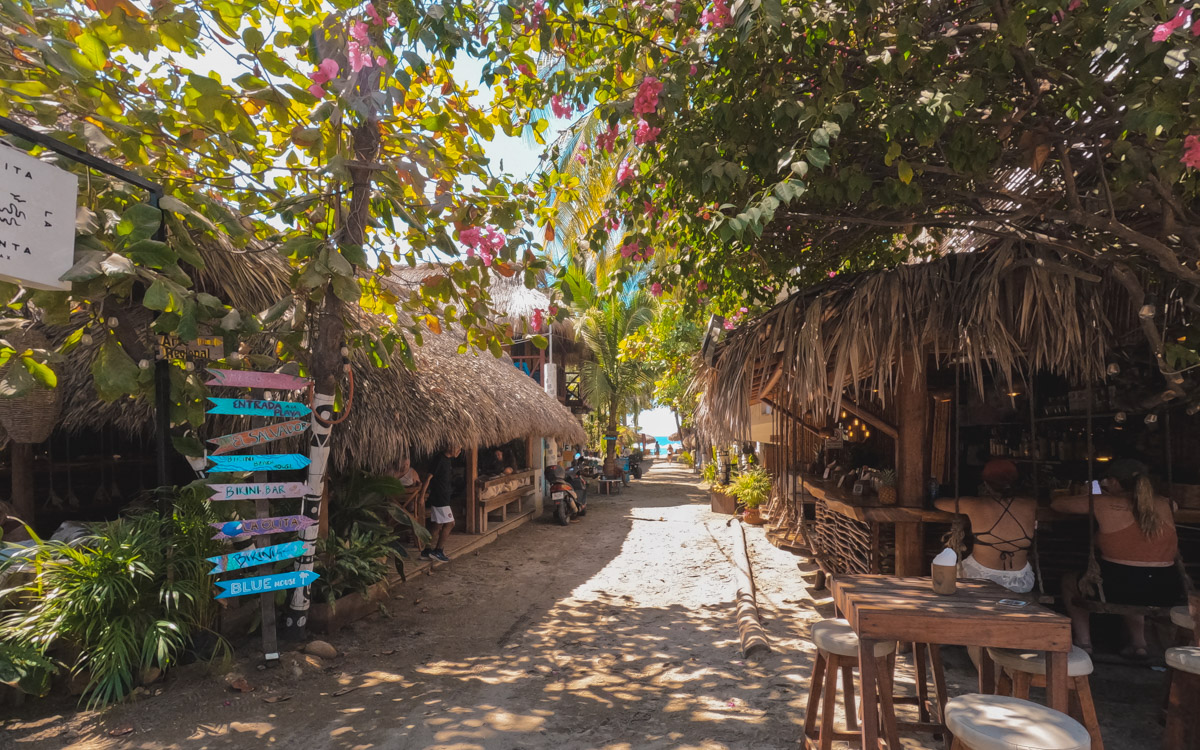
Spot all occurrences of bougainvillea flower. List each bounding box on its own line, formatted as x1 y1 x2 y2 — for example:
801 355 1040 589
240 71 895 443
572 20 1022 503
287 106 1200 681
307 83 327 99
551 94 574 119
1152 6 1190 42
632 76 663 115
1182 135 1200 169
531 308 544 331
697 280 708 292
634 120 661 145
310 58 340 85
828 270 838 278
617 160 636 184
701 0 732 28
365 2 384 25
459 226 484 247
549 304 559 315
518 63 535 77
650 282 663 297
351 20 370 43
596 124 619 153
387 12 398 26
348 39 373 72
690 64 698 75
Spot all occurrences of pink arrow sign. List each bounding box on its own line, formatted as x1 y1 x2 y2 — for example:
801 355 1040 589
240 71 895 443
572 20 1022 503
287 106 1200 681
208 482 313 502
206 368 312 391
210 515 316 540
207 419 310 456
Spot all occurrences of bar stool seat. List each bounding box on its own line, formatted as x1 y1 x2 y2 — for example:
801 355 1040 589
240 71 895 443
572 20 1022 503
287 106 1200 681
1166 646 1200 674
811 618 896 658
1170 606 1195 631
945 694 1090 750
987 645 1094 677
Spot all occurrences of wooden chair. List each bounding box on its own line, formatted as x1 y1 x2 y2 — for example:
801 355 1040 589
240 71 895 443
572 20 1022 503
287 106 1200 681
803 618 898 749
945 694 1090 750
988 646 1102 750
398 473 431 539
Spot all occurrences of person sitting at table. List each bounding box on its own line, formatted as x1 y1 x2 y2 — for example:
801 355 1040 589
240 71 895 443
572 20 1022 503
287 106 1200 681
482 447 515 477
934 459 1038 593
1051 459 1180 658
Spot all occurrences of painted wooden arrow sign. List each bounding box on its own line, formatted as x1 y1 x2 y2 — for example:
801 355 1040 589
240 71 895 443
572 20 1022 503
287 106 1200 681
206 368 312 391
207 419 310 456
206 398 311 418
207 454 310 473
210 515 316 540
214 570 320 600
207 540 309 575
208 482 313 502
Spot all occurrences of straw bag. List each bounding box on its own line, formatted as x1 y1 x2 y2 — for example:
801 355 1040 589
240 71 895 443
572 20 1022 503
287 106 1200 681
0 327 61 443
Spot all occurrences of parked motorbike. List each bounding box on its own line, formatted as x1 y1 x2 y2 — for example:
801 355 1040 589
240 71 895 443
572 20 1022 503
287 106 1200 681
545 465 586 526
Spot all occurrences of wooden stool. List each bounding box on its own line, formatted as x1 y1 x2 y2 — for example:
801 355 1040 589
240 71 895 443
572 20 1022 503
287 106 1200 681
945 694 1090 750
598 478 621 495
1164 646 1200 749
896 642 949 727
988 646 1103 750
1170 605 1194 634
803 618 898 749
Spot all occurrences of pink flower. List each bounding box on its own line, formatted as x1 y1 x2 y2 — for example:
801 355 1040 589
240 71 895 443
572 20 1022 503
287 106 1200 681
551 94 574 119
1182 135 1200 169
460 226 484 247
549 304 559 315
310 58 340 85
617 160 636 184
620 241 638 258
634 120 661 145
531 308 544 331
828 270 837 278
351 20 370 43
724 319 736 330
387 12 398 26
366 2 384 25
700 0 732 28
307 83 327 98
1068 0 1081 9
633 76 663 115
485 228 507 251
479 248 494 266
650 282 663 297
596 124 619 153
697 280 708 293
348 39 373 72
643 200 656 216
1152 6 1190 42
518 63 535 78
689 64 698 75
376 55 386 66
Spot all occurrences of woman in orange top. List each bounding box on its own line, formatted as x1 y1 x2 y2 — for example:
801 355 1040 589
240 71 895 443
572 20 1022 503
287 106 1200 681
1051 459 1180 658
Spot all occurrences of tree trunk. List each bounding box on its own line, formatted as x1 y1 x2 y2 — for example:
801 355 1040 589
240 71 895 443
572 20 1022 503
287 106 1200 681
10 443 34 527
603 401 620 477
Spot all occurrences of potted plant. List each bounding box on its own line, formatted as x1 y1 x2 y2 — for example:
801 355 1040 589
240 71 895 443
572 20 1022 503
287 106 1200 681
730 467 772 524
709 473 737 515
876 469 897 505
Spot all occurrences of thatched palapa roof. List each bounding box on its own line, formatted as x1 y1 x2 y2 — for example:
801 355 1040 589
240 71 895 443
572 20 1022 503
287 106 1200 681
47 238 584 473
701 241 1172 441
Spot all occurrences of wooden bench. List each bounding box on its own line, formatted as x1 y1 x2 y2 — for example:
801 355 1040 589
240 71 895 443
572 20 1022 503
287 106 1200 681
475 469 538 533
599 478 622 495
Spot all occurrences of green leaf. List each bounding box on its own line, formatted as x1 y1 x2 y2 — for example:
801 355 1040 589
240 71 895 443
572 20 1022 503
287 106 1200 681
61 251 108 282
116 204 163 242
92 336 141 401
143 280 172 311
75 33 108 70
22 356 56 388
171 434 207 458
531 335 548 349
897 160 914 185
806 148 830 169
0 360 34 398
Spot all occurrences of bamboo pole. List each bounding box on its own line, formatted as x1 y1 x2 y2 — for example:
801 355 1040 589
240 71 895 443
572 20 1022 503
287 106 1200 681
729 520 771 661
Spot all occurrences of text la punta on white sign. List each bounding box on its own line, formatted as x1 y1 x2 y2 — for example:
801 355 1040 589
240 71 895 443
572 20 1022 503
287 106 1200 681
0 145 78 291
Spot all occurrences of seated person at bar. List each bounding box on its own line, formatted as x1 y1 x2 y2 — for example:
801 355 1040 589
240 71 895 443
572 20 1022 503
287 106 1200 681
934 459 1038 593
484 447 515 476
391 457 420 489
1052 459 1180 658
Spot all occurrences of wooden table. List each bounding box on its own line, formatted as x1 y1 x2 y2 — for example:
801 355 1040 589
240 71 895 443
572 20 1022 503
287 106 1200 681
832 575 1073 749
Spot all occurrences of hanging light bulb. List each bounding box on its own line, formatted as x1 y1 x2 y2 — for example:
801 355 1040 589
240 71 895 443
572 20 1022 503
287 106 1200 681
1139 304 1156 319
1114 412 1127 424
1145 413 1158 424
1107 363 1120 376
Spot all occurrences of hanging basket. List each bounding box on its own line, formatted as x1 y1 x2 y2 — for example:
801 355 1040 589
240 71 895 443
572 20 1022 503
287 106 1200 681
0 328 61 444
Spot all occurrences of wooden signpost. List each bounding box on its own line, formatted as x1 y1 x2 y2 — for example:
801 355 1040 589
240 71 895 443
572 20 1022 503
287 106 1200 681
214 570 320 600
208 482 312 502
208 454 310 473
207 540 309 574
207 398 311 418
210 515 316 540
205 368 313 391
207 420 309 456
205 377 314 663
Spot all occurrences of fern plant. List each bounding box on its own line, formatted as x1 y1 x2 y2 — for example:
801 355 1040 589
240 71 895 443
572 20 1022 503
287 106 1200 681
702 462 717 484
0 485 227 708
729 467 773 509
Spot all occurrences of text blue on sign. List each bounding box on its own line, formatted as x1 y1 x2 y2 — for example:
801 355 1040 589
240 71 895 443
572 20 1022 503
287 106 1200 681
214 570 320 600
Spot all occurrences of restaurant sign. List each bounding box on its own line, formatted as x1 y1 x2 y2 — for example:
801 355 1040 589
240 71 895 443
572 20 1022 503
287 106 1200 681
0 146 77 291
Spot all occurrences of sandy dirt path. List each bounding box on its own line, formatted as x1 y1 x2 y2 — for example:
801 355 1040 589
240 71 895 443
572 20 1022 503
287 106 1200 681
2 463 1165 749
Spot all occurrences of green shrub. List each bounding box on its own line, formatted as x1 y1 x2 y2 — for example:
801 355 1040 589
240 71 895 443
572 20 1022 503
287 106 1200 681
701 462 717 484
729 467 772 509
678 450 694 467
0 483 227 708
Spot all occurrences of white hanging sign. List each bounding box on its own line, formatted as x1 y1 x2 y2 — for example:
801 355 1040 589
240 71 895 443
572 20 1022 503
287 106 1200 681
0 146 78 291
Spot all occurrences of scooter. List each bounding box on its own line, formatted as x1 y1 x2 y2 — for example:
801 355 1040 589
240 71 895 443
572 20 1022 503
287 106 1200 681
546 465 586 526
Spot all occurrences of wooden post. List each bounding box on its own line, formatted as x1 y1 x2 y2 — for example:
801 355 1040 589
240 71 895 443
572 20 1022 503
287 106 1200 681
10 443 34 526
465 443 478 534
895 352 930 577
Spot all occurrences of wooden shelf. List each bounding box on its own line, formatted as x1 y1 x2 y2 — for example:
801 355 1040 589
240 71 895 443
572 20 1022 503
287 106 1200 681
800 477 955 524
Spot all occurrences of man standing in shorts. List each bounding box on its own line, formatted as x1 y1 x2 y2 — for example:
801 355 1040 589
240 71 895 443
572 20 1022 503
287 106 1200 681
422 444 460 562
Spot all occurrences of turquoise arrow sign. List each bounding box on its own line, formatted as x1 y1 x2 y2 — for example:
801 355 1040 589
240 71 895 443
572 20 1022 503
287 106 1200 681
206 398 311 418
214 570 320 600
207 454 310 473
207 540 310 575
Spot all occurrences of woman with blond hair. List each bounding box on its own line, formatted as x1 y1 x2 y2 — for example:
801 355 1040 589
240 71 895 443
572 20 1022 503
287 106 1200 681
1052 459 1181 658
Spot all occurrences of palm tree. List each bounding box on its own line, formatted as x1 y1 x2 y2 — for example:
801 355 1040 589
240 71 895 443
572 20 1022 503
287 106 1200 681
578 289 656 476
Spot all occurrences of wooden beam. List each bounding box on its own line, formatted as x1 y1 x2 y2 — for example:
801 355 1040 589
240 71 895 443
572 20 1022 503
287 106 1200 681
465 444 478 534
895 351 931 577
838 395 899 439
761 397 824 439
